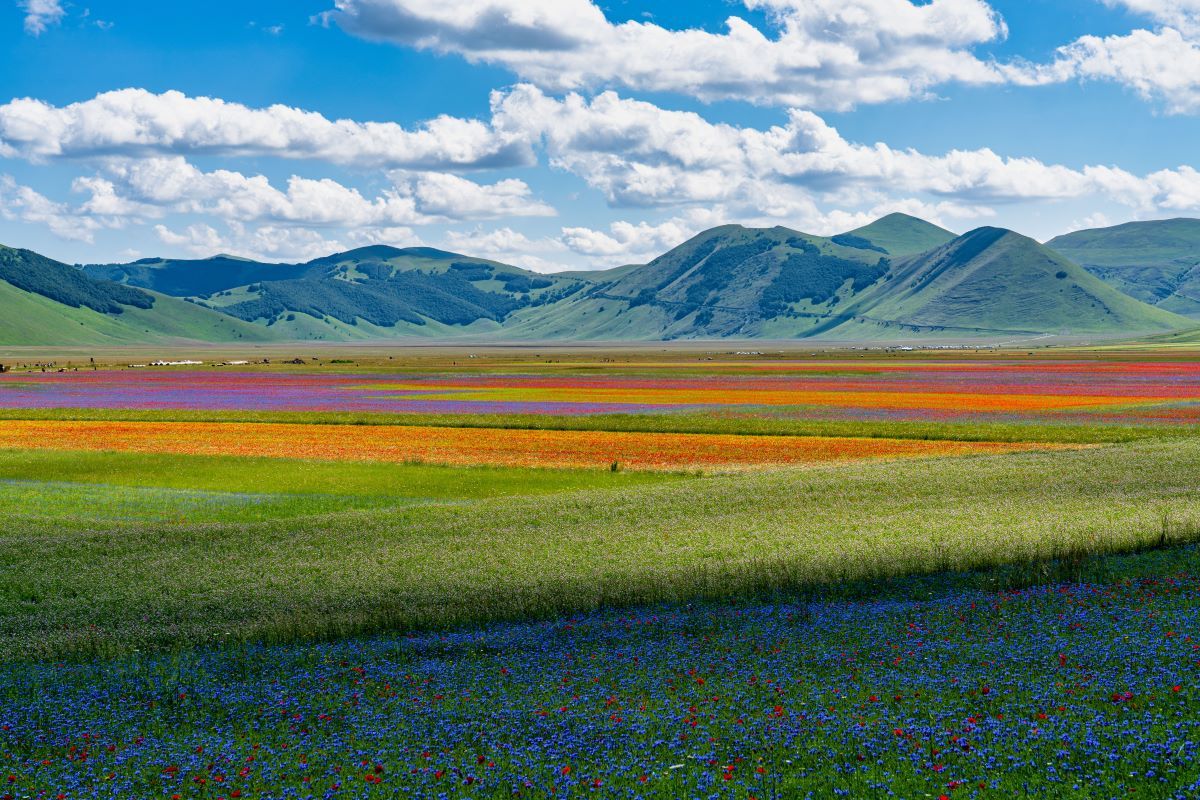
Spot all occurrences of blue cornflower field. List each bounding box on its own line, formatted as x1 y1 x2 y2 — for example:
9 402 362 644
3 547 1199 800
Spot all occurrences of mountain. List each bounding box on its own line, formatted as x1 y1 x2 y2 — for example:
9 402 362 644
507 225 1185 341
505 224 895 340
0 246 279 346
4 214 1189 345
833 228 1187 336
838 213 957 257
86 245 590 340
1047 219 1200 317
83 255 310 297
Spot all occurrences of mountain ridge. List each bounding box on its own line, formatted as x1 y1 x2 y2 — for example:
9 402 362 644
2 213 1193 344
1047 218 1200 317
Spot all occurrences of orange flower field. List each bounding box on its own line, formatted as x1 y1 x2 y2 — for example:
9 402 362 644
366 383 1160 413
0 420 1065 471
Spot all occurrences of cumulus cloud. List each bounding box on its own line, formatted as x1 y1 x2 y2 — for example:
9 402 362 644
557 201 990 265
491 84 1200 215
0 89 531 169
990 1 1200 114
323 0 1200 115
21 0 64 35
1103 0 1200 32
1033 26 1200 114
442 226 567 272
70 157 554 227
327 0 1011 110
154 221 347 262
0 175 103 242
394 170 555 219
561 220 695 260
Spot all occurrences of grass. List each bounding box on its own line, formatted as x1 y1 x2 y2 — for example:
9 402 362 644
5 438 1200 661
0 448 678 498
5 543 1200 799
0 449 681 523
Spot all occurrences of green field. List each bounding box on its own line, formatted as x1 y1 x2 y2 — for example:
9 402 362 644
0 449 681 523
3 437 1200 661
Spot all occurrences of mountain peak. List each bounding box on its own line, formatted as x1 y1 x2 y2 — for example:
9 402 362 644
844 214 957 258
850 224 1188 335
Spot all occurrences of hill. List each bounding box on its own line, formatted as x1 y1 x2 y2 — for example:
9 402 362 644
86 245 589 340
200 246 589 340
0 246 279 346
83 255 310 297
3 213 1190 345
506 225 1185 341
497 224 899 340
832 227 1187 336
839 213 957 257
1046 218 1200 317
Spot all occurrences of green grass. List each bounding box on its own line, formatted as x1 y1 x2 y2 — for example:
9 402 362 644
0 405 1193 444
1048 218 1200 316
0 448 678 499
845 229 1190 335
6 439 1200 661
843 211 956 257
0 280 278 346
0 479 321 523
0 449 681 524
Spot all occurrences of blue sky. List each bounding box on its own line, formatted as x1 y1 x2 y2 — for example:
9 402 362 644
2 0 1200 270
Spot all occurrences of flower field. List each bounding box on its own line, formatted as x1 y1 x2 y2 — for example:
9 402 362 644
3 350 1200 798
0 419 1059 471
3 545 1200 799
3 359 1200 424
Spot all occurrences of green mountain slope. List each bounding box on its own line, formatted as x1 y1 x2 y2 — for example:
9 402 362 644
0 246 279 346
512 225 1186 341
83 255 310 297
558 224 891 339
839 213 957 257
188 246 589 340
1047 219 1200 317
2 246 155 313
4 214 1188 345
837 228 1188 335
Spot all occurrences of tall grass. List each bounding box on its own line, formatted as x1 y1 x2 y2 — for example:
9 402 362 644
5 439 1200 661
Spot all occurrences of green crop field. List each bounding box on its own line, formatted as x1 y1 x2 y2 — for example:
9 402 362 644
3 437 1200 661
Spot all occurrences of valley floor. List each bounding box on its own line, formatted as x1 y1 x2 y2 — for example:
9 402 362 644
1 346 1200 796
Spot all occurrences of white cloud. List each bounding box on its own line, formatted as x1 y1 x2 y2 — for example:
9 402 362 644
558 201 989 265
153 220 428 262
324 0 1200 115
71 157 555 227
1036 26 1200 114
561 220 693 260
442 226 567 272
0 89 531 169
345 226 423 248
21 0 64 36
991 1 1200 114
153 222 225 253
154 221 347 262
327 0 1011 110
1070 211 1115 232
0 175 103 242
1103 0 1200 32
491 84 1200 216
394 170 555 219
